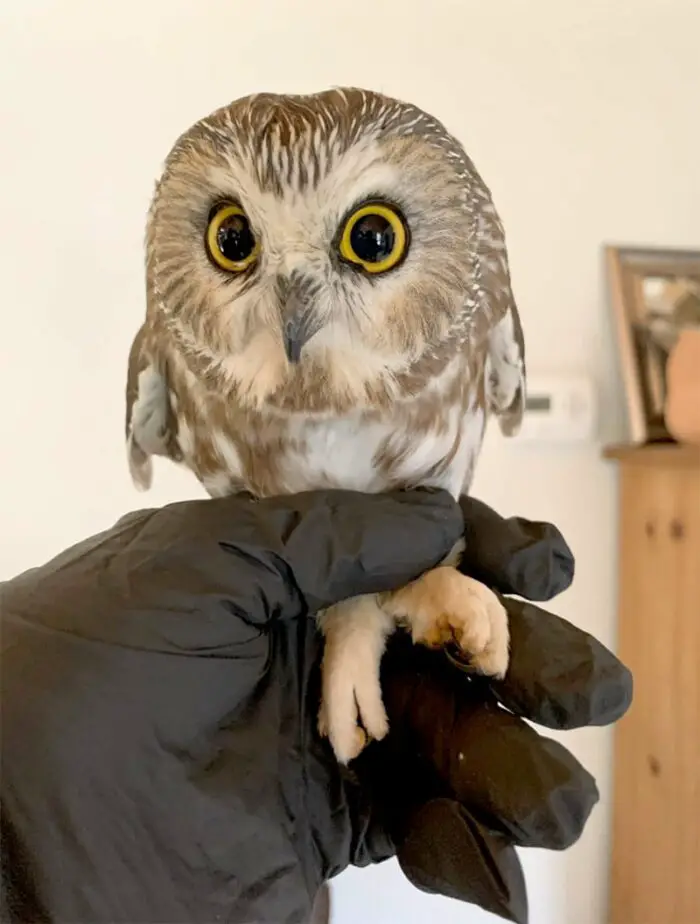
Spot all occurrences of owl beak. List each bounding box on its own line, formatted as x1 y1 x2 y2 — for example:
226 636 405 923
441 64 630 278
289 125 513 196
282 313 315 364
278 273 321 364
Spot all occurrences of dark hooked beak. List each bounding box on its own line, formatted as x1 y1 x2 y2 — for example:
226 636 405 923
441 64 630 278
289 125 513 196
278 273 322 364
283 313 316 364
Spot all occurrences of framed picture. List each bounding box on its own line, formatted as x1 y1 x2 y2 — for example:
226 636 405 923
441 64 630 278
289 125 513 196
605 245 700 444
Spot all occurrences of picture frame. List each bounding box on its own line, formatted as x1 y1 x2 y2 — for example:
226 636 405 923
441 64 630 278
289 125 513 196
605 244 700 445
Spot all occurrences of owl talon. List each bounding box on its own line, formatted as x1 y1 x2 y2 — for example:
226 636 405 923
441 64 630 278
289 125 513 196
317 689 385 765
318 659 389 764
383 567 510 681
318 714 368 765
317 596 392 764
469 636 509 680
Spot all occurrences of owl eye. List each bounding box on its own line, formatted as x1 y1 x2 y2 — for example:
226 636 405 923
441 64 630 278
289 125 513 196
338 202 408 274
206 203 260 272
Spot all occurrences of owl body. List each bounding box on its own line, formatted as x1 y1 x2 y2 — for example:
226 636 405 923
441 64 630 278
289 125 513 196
126 87 526 763
130 328 487 500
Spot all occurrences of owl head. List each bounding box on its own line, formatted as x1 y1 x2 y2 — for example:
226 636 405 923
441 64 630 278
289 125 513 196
146 87 508 413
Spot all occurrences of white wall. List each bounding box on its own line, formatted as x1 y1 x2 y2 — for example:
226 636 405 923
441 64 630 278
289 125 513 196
1 1 698 922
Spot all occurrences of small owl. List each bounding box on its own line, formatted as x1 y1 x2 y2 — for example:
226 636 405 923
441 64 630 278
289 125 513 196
125 87 526 764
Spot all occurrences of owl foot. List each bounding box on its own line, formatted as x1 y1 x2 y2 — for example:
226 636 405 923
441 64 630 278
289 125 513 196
317 595 393 765
381 567 510 679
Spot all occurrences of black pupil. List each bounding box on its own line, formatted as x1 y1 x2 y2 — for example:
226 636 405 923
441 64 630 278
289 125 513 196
350 214 395 263
216 213 255 263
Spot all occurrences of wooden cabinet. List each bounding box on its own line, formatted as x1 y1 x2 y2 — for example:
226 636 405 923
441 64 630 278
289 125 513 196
605 444 700 924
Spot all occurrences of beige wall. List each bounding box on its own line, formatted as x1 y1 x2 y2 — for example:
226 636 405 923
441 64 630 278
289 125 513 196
1 1 698 921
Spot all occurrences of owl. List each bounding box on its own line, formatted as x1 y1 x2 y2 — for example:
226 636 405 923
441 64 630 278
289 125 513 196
125 87 526 764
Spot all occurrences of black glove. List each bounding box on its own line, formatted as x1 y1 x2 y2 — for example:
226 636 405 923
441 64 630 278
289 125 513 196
0 490 632 924
357 495 632 923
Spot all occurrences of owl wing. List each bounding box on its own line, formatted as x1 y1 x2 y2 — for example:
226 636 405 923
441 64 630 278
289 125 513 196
125 323 180 490
478 207 527 436
485 298 526 436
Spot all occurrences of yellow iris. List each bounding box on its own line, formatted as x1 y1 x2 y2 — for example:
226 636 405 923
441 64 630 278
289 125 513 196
206 203 260 273
338 202 408 274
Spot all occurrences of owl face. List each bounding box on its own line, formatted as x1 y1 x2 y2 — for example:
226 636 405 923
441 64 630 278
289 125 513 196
148 88 491 412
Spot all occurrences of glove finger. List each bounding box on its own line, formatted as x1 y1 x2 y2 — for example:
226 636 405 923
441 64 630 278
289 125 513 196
489 597 633 729
258 488 463 614
397 798 528 924
101 489 463 636
445 700 598 850
382 641 599 850
458 496 575 601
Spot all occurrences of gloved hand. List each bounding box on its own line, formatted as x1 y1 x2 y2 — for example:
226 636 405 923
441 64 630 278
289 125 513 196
354 495 631 923
0 489 631 924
